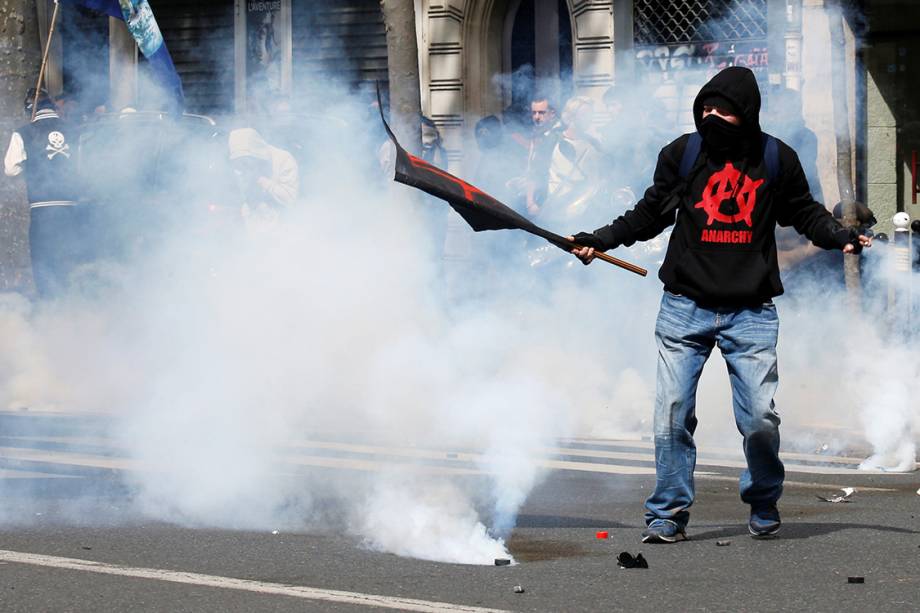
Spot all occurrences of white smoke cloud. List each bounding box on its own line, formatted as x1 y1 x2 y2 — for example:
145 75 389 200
1 0 916 568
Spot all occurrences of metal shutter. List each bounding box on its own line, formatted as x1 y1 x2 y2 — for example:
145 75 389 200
150 0 236 115
292 1 388 95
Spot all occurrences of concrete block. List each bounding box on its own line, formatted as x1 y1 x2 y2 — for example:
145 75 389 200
867 181 899 231
428 15 461 46
430 88 463 117
866 126 898 184
575 48 614 79
574 10 613 40
430 51 462 83
866 77 897 127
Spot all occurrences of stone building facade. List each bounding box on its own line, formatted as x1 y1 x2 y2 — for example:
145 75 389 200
31 0 920 233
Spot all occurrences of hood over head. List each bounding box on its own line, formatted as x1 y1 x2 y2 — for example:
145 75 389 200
693 66 762 138
229 127 272 161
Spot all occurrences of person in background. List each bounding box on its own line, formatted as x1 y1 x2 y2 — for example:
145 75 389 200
541 96 604 228
53 91 83 126
473 114 515 203
420 116 449 167
4 88 84 297
524 94 560 217
228 127 299 225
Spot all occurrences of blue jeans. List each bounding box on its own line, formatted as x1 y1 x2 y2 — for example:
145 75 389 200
644 292 785 528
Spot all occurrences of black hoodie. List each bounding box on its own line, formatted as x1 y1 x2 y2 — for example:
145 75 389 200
588 67 854 306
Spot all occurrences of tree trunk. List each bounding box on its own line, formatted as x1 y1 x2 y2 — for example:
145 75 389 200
828 0 861 310
380 0 422 155
0 1 42 291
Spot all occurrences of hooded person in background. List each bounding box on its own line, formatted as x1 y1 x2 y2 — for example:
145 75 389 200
473 115 516 204
228 127 299 225
570 67 871 543
4 88 84 298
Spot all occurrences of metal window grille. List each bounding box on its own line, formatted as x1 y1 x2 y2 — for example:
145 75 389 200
633 0 768 46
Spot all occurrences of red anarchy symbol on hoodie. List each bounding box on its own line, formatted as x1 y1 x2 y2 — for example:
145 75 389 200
694 162 764 227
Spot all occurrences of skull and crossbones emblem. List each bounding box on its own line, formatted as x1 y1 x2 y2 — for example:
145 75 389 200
46 131 70 160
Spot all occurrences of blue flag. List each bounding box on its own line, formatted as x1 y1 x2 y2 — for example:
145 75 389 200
61 0 184 112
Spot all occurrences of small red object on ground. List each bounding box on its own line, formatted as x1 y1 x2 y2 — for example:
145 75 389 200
596 531 609 539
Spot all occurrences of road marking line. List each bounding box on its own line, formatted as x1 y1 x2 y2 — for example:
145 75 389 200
288 440 865 476
0 446 144 471
697 473 896 492
0 444 658 478
0 550 511 613
0 469 79 479
559 437 870 465
1 439 890 481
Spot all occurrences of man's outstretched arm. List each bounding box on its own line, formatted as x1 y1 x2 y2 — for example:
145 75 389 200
776 149 871 254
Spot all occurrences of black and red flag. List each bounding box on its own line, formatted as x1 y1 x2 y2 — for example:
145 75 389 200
376 96 646 276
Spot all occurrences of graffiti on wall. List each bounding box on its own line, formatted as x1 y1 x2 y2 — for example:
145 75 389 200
635 41 769 79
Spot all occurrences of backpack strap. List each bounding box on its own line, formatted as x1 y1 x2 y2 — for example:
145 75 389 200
679 132 702 179
657 133 703 220
762 134 779 183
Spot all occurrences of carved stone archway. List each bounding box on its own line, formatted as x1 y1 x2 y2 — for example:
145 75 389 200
417 0 618 173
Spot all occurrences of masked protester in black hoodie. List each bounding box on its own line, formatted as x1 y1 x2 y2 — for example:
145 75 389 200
570 67 871 544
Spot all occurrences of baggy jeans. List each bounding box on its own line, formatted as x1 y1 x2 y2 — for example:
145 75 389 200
644 292 785 528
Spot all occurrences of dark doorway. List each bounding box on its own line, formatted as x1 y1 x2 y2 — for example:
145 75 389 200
508 0 573 114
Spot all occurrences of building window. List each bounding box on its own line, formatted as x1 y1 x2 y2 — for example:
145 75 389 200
633 0 768 46
632 0 770 86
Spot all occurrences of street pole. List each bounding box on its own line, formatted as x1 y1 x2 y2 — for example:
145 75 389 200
828 0 861 311
380 0 422 156
889 213 912 335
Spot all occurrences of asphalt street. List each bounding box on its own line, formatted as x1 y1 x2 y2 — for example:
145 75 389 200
0 412 917 612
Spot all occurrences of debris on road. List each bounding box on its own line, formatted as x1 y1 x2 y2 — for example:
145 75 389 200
817 487 855 503
596 531 609 539
513 585 525 594
617 552 648 569
494 558 511 566
848 576 865 584
716 540 731 547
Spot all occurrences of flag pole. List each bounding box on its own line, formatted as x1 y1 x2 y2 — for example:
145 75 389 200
32 0 61 122
535 228 648 277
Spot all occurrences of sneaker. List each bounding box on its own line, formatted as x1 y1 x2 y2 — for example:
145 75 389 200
748 505 781 539
641 519 688 543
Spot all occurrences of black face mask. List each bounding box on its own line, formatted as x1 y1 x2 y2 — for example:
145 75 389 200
699 114 744 155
